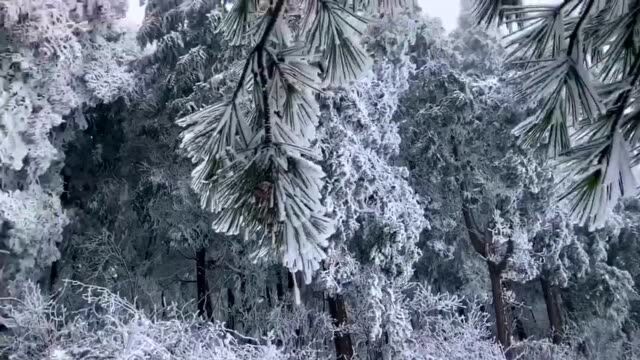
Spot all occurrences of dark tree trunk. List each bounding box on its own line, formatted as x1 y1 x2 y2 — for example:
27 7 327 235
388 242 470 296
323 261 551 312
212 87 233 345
513 309 527 341
266 284 272 307
276 271 284 301
161 290 167 318
227 287 235 330
48 260 59 293
488 263 511 351
327 293 354 360
287 271 295 290
196 247 213 321
0 229 6 333
43 244 63 298
240 275 246 304
143 235 155 261
540 277 564 344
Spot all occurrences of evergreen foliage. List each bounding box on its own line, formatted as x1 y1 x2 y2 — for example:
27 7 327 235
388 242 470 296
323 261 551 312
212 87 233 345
2 1 640 359
472 0 640 229
0 0 132 288
174 0 398 282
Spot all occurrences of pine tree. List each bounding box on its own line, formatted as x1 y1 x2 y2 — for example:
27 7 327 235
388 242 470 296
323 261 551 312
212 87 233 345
471 0 640 229
177 0 407 284
316 13 428 358
62 0 261 321
397 12 562 353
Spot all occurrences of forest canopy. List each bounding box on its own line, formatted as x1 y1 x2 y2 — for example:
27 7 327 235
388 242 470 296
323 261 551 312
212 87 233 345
1 0 640 359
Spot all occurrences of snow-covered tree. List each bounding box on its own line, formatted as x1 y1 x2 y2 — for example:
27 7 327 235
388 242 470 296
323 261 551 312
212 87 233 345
554 208 637 359
0 0 132 292
313 12 429 358
176 0 410 284
7 2 640 359
398 11 557 352
471 0 640 229
59 0 271 326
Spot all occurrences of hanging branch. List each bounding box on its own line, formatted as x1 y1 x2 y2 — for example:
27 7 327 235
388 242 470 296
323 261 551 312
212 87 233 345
252 0 285 144
609 55 640 130
230 0 286 104
567 0 594 56
177 0 400 285
470 0 640 227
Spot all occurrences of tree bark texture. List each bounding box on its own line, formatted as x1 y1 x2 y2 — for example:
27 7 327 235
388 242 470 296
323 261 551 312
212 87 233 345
540 277 564 344
489 263 512 352
196 247 214 321
327 293 354 360
227 287 235 330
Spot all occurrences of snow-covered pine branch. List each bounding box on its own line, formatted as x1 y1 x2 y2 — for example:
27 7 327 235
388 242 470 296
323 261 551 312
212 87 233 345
177 0 406 285
472 0 640 229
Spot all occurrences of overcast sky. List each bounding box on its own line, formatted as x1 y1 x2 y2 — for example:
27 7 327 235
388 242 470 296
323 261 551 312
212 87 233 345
418 0 461 30
123 0 464 30
123 0 561 32
123 0 145 30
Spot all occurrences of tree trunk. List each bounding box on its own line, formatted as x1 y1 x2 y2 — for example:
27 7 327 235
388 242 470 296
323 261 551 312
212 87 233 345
540 277 563 344
160 290 167 318
0 224 7 333
48 260 59 293
196 247 213 321
227 287 235 330
287 271 295 309
287 271 303 347
276 271 284 301
43 240 61 295
513 310 527 341
266 284 272 307
327 293 354 360
488 263 511 352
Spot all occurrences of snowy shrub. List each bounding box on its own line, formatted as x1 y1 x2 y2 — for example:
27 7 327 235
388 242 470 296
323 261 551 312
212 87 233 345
510 339 575 360
351 275 506 360
263 303 334 360
0 281 285 360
